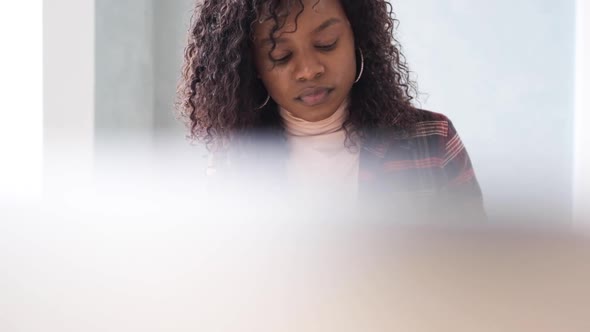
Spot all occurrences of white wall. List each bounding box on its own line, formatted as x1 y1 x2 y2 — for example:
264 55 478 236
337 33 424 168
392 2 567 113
95 0 194 137
154 0 195 133
574 0 590 225
95 0 155 136
395 0 576 223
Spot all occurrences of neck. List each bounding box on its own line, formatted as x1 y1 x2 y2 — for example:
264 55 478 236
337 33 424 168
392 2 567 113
279 97 350 137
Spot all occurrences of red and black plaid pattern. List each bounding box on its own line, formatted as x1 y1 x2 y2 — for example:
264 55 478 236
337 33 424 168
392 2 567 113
358 110 485 221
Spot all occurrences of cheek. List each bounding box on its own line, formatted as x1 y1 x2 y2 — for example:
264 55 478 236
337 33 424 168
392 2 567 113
334 45 358 82
261 72 292 102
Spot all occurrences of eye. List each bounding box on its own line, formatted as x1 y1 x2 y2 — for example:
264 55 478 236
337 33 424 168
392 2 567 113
316 40 338 51
271 53 292 64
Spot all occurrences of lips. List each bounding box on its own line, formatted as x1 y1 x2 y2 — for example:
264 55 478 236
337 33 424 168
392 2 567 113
296 87 333 107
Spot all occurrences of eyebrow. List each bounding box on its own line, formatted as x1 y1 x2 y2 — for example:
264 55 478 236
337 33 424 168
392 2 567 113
313 17 342 34
260 17 343 46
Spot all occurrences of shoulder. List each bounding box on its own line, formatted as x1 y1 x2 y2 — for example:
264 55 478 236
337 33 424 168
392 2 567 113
364 109 466 162
408 108 455 139
371 108 456 141
377 108 459 145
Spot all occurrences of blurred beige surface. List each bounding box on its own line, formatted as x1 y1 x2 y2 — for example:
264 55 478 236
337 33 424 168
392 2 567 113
1 204 589 332
192 225 590 332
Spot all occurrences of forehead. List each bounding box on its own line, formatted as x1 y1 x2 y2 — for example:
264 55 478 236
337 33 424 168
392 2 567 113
252 0 347 40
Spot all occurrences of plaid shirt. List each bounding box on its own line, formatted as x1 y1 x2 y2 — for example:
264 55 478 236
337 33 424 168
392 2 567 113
356 110 485 222
207 109 486 222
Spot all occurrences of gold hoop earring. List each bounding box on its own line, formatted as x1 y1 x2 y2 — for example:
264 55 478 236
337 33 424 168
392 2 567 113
354 48 365 84
256 93 270 110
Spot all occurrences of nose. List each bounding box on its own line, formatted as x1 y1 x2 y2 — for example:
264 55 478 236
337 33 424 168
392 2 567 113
294 52 325 82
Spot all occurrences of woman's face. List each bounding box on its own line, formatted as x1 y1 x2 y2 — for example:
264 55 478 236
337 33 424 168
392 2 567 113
252 0 356 122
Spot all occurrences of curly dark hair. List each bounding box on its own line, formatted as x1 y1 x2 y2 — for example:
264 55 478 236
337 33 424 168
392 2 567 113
176 0 418 151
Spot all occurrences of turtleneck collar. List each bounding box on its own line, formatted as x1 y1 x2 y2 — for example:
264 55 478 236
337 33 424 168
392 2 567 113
279 97 350 137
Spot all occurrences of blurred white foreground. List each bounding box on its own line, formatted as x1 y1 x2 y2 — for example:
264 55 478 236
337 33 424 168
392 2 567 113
1 137 590 332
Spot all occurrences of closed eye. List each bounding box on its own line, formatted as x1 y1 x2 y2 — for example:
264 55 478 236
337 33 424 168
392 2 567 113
316 40 338 50
270 40 338 65
272 53 292 64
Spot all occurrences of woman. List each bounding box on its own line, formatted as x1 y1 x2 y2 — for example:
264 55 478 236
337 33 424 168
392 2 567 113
177 0 486 222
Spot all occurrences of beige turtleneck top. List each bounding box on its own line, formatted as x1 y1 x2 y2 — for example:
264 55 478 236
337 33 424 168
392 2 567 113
279 98 360 202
